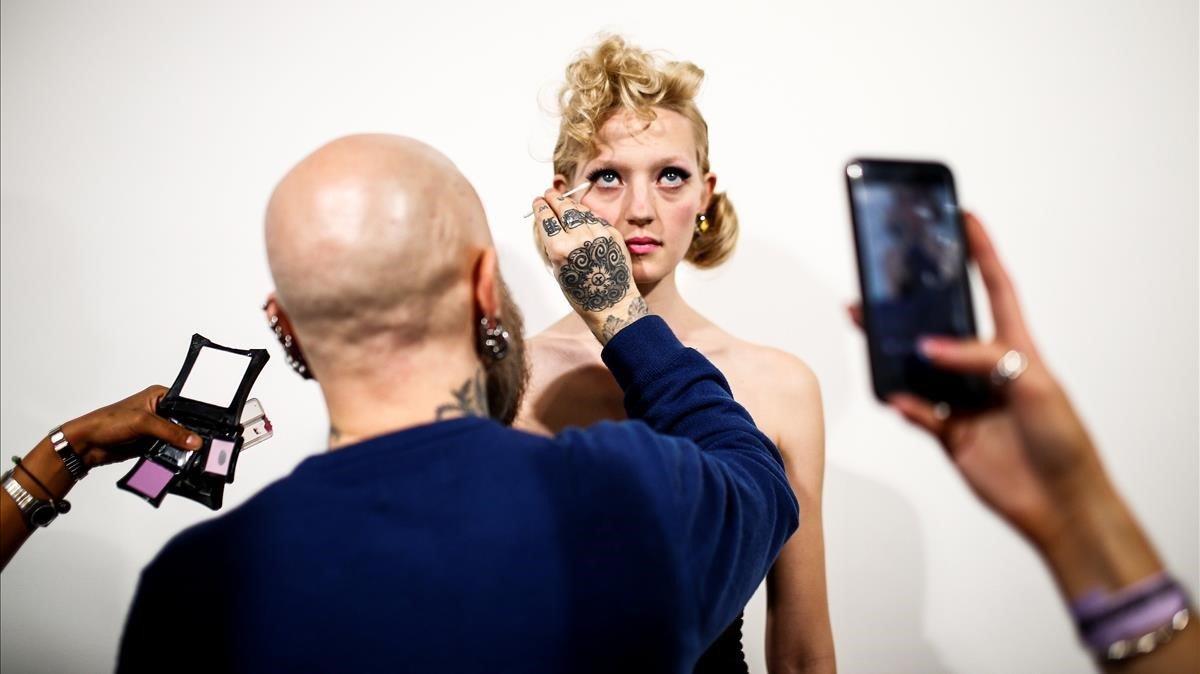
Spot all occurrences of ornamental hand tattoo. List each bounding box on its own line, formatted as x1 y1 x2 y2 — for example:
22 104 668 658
557 236 630 312
600 296 649 344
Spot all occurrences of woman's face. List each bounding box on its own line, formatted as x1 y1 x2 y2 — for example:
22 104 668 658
558 107 715 287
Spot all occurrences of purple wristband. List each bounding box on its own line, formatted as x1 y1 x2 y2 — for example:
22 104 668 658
1071 572 1190 656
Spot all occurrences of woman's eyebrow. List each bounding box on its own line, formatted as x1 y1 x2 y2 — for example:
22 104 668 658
582 160 624 173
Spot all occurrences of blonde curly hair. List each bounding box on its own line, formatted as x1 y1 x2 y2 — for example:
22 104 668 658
550 35 738 269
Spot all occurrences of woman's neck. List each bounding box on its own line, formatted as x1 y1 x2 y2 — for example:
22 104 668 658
637 271 701 329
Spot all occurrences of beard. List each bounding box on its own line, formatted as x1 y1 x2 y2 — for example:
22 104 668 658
482 278 529 426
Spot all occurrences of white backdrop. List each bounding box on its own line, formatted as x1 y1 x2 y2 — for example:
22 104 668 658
2 1 1196 672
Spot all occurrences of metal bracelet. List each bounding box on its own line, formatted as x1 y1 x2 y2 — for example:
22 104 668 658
49 425 88 481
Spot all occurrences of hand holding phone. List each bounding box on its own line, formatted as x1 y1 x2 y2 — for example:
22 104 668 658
848 212 1131 560
846 158 991 410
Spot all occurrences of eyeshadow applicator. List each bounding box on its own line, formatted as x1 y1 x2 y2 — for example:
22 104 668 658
522 180 592 218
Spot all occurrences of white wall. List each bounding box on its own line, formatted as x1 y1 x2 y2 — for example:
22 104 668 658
2 1 1195 672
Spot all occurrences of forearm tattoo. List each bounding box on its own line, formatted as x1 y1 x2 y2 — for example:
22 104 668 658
435 370 489 420
557 236 630 312
600 296 649 344
561 209 609 229
542 217 561 236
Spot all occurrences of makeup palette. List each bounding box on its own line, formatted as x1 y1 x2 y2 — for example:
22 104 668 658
117 334 270 510
124 461 174 502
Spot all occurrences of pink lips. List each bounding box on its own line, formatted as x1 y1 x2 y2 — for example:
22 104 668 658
626 237 661 255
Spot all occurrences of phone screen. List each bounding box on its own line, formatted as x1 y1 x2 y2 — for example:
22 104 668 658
847 159 989 407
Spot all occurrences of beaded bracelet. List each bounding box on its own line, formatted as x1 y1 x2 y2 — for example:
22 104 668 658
1071 572 1192 661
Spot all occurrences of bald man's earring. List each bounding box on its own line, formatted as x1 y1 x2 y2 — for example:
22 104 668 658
268 315 314 380
695 214 709 235
479 317 510 362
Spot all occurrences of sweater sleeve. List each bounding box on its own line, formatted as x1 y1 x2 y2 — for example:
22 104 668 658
557 316 799 644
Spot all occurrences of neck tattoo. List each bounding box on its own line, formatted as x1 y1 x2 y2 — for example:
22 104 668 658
435 370 489 420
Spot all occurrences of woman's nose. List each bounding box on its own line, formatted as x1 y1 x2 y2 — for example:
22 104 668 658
623 181 655 226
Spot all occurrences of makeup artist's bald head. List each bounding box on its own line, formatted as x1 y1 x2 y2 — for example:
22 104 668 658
265 134 492 368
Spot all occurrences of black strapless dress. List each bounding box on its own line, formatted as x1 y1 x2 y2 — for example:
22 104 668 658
693 612 749 673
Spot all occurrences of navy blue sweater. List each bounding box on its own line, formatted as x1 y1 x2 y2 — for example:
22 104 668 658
117 316 798 673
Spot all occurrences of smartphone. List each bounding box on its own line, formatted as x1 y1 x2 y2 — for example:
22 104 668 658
845 158 991 410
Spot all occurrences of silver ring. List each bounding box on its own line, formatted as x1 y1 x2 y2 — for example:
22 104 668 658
932 402 951 421
990 349 1028 386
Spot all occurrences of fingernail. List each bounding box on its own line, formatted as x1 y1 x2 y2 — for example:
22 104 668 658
917 337 942 359
187 434 201 448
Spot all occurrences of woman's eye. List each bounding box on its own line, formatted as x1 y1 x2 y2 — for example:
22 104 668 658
587 169 621 187
659 167 691 186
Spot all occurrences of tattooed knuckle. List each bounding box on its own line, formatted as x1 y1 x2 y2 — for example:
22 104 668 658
540 216 562 237
560 209 587 230
559 208 609 232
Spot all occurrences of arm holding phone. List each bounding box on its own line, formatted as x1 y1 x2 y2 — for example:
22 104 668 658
1 386 201 570
851 212 1197 673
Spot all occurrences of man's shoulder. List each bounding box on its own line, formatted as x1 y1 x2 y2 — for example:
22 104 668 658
147 424 598 561
147 470 312 567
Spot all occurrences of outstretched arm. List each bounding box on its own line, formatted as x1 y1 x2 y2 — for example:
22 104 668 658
2 386 200 570
855 212 1197 673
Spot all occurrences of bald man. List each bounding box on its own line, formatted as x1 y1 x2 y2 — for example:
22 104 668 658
116 135 797 674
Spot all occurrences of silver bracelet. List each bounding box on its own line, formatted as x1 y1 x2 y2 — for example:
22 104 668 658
49 425 88 482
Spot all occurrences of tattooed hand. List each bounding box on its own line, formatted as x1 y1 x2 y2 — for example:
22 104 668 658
532 189 649 345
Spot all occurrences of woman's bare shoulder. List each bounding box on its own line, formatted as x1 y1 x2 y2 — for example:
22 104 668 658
711 335 821 403
719 338 826 490
515 322 604 435
527 325 600 372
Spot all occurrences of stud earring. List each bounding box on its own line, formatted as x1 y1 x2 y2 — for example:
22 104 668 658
478 317 510 361
265 310 313 379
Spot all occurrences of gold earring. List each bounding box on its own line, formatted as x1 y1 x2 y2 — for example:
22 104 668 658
695 214 709 235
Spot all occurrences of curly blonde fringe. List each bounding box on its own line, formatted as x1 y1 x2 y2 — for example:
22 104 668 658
549 35 739 269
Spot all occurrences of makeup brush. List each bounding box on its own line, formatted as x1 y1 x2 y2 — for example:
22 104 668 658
522 181 592 218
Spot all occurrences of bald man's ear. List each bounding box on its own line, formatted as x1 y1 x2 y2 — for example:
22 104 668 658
263 292 286 324
263 292 316 380
473 248 502 323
